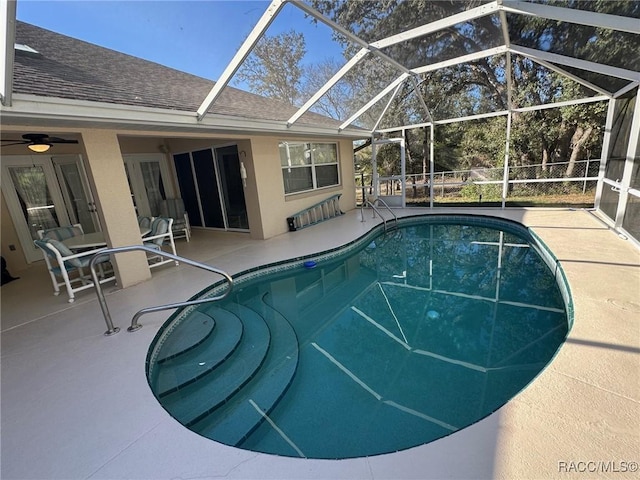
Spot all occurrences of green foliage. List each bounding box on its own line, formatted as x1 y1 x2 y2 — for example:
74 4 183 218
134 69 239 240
460 183 503 201
238 1 633 182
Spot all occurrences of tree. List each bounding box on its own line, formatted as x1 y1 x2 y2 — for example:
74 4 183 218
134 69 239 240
311 0 631 183
301 58 352 119
234 30 306 106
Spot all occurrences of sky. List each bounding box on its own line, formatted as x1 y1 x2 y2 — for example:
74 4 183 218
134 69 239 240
16 0 346 83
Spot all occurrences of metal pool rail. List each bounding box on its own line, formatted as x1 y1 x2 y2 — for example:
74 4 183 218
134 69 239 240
89 246 233 336
361 196 398 231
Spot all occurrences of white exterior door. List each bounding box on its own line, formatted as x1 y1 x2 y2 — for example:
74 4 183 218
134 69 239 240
2 155 72 262
123 154 174 217
52 155 101 233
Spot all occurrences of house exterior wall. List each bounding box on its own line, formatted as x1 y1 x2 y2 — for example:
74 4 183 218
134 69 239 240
0 129 358 270
249 135 356 239
164 134 356 240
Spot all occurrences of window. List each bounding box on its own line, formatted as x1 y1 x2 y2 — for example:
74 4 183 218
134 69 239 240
279 142 339 194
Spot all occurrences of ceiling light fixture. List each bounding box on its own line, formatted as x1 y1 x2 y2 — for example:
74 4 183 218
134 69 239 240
1 133 78 152
27 142 52 153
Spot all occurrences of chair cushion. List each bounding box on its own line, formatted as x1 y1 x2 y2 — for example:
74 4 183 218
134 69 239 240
42 226 83 241
152 217 169 234
138 216 153 229
44 238 84 268
34 239 56 259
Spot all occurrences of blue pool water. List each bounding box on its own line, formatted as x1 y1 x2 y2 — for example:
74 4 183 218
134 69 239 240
147 216 571 459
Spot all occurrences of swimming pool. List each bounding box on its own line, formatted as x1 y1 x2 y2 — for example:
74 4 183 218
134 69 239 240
147 215 571 459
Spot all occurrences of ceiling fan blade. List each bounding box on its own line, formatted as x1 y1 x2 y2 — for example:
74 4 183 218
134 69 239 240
47 137 79 144
1 141 29 146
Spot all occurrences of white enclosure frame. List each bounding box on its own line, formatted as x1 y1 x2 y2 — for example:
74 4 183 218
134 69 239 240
372 137 406 208
193 0 638 237
3 0 638 240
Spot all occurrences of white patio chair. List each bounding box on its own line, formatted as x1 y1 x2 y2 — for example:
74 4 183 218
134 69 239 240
143 217 179 268
159 198 191 242
34 238 115 303
37 223 84 240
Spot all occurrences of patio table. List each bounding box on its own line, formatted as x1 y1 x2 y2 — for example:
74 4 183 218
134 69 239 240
63 227 151 250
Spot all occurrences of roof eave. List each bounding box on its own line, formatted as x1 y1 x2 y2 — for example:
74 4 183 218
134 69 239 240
0 94 368 139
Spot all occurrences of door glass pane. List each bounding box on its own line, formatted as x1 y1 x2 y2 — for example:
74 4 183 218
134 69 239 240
217 146 249 230
124 163 139 215
192 149 224 228
57 163 96 233
9 166 59 240
140 161 166 216
173 153 202 227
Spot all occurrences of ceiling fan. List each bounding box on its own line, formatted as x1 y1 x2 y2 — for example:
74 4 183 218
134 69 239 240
1 133 79 153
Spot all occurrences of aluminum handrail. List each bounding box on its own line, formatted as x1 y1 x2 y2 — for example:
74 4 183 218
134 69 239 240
373 197 398 222
360 196 398 231
88 245 233 336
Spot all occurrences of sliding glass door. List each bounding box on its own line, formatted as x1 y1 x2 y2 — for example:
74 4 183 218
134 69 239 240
173 145 249 231
193 148 225 228
216 145 249 230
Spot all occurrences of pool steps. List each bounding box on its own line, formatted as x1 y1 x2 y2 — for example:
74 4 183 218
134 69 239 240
192 299 299 446
153 298 300 443
155 311 217 364
155 310 244 397
158 304 270 426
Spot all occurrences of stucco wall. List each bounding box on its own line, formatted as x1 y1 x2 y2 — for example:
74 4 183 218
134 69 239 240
82 130 152 287
1 129 358 267
162 135 356 240
250 136 356 239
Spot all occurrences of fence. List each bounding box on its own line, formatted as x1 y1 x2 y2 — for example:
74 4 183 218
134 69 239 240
355 159 600 207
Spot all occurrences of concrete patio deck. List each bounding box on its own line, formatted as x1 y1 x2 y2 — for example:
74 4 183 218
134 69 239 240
1 207 638 479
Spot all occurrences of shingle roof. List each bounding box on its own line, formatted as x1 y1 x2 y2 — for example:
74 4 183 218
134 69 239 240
12 21 342 129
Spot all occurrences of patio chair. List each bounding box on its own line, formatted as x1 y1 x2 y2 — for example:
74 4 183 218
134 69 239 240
137 215 153 231
34 238 115 303
159 198 191 242
37 223 84 241
143 217 179 269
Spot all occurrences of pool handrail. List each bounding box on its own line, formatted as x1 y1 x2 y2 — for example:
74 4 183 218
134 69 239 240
88 245 233 336
361 196 398 231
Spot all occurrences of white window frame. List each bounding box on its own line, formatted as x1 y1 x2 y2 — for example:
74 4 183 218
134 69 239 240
279 141 340 195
